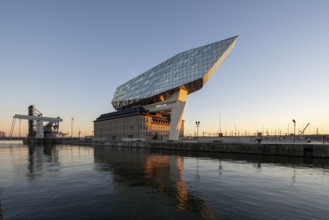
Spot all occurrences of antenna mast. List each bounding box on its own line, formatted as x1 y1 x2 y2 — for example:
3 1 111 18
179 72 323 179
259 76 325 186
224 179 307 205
71 115 74 138
219 112 222 133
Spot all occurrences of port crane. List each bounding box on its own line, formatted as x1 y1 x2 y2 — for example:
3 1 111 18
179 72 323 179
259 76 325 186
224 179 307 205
299 122 310 136
10 105 63 138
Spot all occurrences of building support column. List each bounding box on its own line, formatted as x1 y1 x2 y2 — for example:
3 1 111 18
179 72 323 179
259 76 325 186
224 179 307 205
168 101 185 140
144 88 187 141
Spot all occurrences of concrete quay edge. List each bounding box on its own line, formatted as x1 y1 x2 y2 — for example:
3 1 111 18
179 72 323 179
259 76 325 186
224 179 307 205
60 140 329 158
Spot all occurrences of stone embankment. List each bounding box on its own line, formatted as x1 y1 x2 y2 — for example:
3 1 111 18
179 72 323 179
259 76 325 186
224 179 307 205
61 139 329 158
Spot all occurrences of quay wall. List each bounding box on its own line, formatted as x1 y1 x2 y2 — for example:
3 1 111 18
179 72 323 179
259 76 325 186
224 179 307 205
60 139 329 158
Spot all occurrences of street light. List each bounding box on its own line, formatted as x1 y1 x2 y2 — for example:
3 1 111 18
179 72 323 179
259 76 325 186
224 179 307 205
292 119 296 142
195 121 200 143
130 126 134 143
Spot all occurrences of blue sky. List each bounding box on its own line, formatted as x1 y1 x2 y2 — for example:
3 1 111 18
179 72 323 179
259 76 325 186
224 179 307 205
1 0 329 137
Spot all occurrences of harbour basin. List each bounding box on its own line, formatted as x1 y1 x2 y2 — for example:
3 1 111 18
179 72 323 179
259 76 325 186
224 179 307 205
0 141 329 219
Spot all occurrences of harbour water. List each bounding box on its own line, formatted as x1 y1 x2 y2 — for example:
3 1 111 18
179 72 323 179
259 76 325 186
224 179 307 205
1 140 329 219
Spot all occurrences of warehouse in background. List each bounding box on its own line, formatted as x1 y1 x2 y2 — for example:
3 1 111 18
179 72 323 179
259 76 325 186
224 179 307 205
94 36 238 141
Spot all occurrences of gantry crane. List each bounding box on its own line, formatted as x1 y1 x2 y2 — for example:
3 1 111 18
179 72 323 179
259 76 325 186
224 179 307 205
10 105 63 138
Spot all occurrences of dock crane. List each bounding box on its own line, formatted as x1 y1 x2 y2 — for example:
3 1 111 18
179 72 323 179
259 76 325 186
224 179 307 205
10 105 63 138
299 122 310 136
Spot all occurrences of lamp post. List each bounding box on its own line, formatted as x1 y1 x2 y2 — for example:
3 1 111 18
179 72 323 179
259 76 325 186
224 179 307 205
195 121 200 143
292 119 296 142
130 126 133 143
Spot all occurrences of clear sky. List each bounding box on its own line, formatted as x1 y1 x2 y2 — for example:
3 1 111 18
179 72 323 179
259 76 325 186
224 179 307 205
1 0 329 137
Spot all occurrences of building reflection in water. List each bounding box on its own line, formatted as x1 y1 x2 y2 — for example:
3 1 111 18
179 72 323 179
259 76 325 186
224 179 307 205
0 189 3 220
94 147 329 219
144 156 189 211
94 147 216 219
26 145 59 181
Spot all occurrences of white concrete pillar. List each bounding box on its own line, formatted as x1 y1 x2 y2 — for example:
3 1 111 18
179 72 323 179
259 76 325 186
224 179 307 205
169 102 185 140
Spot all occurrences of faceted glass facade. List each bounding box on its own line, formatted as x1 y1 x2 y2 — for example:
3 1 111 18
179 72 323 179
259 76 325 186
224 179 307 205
112 36 238 110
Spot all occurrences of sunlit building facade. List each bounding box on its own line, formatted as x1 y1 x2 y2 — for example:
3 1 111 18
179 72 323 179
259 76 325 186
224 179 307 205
94 107 183 140
94 36 238 141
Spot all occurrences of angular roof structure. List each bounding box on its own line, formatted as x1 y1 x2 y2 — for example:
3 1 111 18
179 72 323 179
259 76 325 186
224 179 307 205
112 36 238 110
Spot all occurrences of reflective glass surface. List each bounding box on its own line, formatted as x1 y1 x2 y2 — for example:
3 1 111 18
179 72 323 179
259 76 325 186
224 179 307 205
112 36 238 109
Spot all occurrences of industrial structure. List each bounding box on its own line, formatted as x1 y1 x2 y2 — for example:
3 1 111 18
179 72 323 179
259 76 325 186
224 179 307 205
0 131 5 137
94 36 238 141
10 105 63 139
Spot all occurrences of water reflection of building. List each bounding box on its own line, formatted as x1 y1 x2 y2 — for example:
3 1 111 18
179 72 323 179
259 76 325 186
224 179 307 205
94 147 216 218
0 190 3 220
144 155 189 210
26 145 59 180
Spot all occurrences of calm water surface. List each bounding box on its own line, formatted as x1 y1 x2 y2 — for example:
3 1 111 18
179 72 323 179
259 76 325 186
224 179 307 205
0 140 329 219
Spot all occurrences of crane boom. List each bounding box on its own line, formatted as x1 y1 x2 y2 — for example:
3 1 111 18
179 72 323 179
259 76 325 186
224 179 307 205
13 114 63 122
300 122 310 136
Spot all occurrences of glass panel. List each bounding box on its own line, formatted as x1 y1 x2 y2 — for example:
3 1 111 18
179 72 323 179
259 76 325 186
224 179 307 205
112 36 237 109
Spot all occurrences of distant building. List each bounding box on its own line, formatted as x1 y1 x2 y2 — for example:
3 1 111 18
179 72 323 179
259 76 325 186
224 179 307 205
94 36 238 141
0 131 6 137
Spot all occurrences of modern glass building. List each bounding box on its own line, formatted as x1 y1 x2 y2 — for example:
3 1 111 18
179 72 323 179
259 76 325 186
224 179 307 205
94 36 238 141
